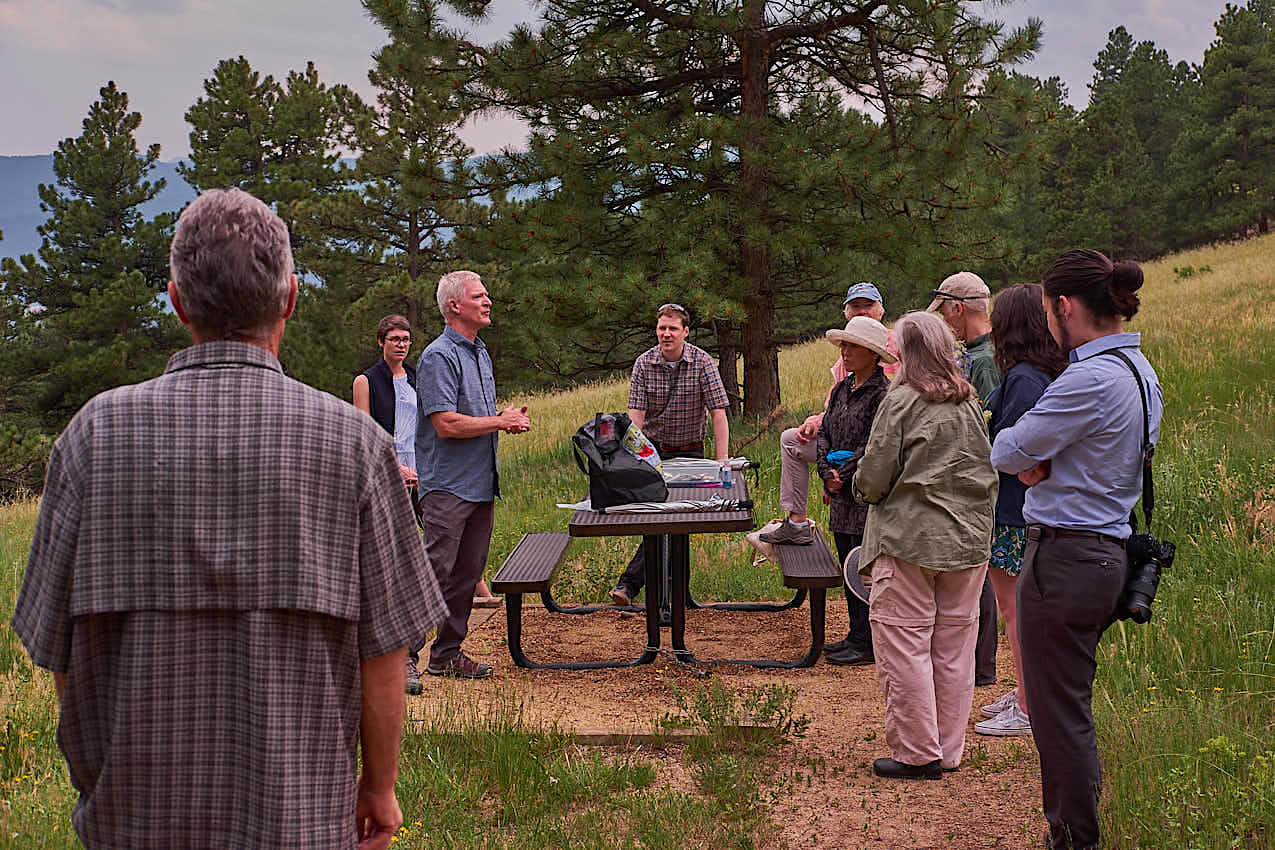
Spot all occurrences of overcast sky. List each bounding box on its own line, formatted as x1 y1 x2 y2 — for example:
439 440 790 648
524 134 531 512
0 0 1230 159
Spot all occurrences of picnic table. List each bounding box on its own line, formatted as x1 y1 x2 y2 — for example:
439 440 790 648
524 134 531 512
567 478 756 664
492 476 844 669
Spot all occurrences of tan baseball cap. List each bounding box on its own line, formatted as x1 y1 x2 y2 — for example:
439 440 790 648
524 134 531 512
926 271 990 313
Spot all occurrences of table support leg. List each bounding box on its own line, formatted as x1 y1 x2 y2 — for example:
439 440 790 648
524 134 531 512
669 534 694 661
643 533 663 657
504 592 659 670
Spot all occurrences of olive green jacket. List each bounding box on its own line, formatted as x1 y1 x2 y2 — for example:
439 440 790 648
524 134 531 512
852 384 998 573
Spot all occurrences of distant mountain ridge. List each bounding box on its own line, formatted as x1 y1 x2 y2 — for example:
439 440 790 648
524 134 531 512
0 155 198 263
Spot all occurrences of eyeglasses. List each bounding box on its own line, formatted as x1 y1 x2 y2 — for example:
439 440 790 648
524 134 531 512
658 303 690 318
385 335 411 345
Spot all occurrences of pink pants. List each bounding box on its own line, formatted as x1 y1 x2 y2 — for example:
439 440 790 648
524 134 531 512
868 553 987 769
779 427 819 514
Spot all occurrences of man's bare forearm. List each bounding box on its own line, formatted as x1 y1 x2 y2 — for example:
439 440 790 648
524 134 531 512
359 647 407 793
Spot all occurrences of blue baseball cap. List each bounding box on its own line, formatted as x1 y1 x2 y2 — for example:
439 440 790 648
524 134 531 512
843 282 883 306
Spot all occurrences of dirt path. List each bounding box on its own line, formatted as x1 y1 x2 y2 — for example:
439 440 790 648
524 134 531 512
445 603 1044 849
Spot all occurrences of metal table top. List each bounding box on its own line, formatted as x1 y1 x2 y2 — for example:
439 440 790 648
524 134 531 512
568 478 755 537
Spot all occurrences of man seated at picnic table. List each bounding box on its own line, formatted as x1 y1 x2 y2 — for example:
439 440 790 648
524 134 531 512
608 303 731 606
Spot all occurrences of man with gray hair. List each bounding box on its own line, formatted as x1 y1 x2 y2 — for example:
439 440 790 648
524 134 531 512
928 270 1001 687
413 270 530 681
11 188 445 849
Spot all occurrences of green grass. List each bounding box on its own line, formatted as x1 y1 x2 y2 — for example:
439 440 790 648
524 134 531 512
3 234 1275 846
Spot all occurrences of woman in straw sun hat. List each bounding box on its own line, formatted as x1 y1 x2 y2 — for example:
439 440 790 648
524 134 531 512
815 316 896 666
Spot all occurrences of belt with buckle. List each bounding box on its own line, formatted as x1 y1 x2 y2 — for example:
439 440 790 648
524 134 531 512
1027 525 1122 546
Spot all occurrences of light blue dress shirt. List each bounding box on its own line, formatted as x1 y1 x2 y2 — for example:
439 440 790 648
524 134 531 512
990 332 1163 539
415 326 500 502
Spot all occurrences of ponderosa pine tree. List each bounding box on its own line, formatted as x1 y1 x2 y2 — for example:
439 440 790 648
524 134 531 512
288 1 493 395
0 82 183 426
181 57 356 266
1171 0 1275 239
425 0 1041 413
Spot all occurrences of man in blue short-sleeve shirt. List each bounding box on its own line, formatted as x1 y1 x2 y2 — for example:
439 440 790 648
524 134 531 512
412 271 531 683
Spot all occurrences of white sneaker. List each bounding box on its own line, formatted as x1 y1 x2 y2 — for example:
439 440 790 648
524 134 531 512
980 690 1017 718
974 705 1032 737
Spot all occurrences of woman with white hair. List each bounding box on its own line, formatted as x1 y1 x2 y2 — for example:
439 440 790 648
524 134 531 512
852 310 998 779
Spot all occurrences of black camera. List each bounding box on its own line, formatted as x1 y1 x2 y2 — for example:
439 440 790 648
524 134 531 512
1117 534 1176 623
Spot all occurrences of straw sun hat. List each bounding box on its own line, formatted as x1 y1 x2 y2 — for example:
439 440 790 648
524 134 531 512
825 315 897 363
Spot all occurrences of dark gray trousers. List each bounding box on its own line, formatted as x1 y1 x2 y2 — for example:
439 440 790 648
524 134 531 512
615 447 703 596
413 491 494 667
1018 527 1127 850
975 573 999 684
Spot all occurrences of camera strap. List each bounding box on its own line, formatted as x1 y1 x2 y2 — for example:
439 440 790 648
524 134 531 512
1097 347 1154 533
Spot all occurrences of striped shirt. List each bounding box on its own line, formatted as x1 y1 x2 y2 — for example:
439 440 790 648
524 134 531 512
11 341 445 849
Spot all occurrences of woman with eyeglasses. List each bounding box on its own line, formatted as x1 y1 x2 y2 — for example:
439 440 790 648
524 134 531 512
354 314 421 489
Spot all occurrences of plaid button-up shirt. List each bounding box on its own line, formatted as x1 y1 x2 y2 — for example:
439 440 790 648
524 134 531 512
628 342 729 448
11 341 445 849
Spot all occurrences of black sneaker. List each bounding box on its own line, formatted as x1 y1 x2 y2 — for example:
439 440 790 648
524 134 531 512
873 757 942 780
405 659 423 695
426 651 493 680
758 519 814 545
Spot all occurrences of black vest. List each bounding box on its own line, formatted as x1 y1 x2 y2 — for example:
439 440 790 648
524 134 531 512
362 358 417 436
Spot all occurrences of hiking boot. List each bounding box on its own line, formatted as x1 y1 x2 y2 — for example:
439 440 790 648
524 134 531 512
825 645 874 666
609 586 632 606
823 634 855 654
981 690 1018 718
873 757 942 780
426 651 493 680
974 704 1032 737
758 519 814 545
405 658 423 695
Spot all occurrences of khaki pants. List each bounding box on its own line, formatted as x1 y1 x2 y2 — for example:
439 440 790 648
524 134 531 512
778 427 819 515
869 553 986 768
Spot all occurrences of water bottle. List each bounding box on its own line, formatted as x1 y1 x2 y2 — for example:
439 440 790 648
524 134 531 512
720 461 732 488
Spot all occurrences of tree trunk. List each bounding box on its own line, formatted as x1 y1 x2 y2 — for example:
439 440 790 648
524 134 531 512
737 1 779 416
712 318 742 416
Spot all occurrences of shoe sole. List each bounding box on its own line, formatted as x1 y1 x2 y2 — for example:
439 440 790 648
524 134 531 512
873 769 943 780
426 668 493 679
825 656 875 667
974 725 1032 737
609 592 632 606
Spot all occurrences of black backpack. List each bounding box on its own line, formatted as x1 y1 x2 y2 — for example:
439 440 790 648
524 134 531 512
571 412 669 510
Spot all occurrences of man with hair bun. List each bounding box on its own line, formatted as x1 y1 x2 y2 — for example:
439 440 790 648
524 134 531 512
991 249 1164 850
12 188 445 849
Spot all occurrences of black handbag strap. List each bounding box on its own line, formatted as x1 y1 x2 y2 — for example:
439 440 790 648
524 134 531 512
1097 347 1155 532
646 358 685 425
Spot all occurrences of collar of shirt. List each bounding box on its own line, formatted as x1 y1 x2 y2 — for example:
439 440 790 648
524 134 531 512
1068 331 1142 363
966 333 992 353
645 341 698 366
164 341 283 375
443 324 487 352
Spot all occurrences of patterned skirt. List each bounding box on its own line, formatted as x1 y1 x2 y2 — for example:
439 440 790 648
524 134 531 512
989 524 1028 577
